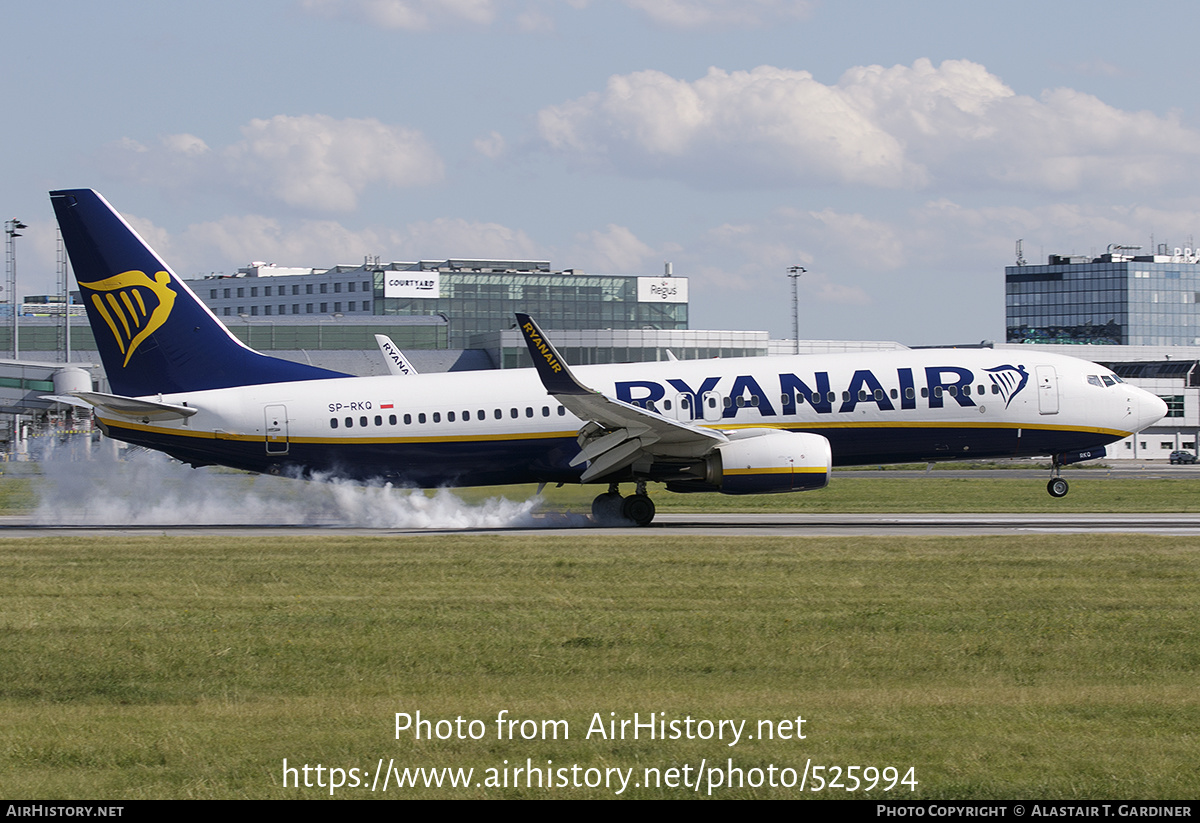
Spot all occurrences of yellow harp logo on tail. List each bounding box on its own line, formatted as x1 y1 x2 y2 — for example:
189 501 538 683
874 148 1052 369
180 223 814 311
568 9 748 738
81 270 177 367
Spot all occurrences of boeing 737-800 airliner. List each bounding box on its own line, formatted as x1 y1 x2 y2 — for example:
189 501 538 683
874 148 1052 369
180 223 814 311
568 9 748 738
49 189 1167 526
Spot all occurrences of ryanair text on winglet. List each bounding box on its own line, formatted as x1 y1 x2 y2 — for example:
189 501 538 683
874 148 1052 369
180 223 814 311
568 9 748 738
522 321 563 373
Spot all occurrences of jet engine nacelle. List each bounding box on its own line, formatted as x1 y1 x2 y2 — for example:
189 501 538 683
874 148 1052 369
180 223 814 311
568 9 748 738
710 429 831 495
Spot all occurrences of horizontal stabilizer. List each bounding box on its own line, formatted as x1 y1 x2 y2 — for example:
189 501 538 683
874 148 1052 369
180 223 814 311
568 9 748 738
39 394 97 409
71 391 198 421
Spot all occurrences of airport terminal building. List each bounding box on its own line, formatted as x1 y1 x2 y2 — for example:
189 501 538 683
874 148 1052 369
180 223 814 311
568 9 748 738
195 258 689 348
1005 245 1200 458
1006 245 1200 346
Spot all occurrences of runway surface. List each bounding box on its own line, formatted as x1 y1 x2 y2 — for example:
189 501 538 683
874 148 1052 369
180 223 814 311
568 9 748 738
5 512 1200 537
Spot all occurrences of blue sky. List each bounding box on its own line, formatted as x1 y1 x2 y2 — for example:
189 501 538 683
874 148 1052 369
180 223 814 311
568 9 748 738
4 0 1200 344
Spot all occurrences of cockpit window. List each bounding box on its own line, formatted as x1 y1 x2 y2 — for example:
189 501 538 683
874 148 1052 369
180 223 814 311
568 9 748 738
1087 375 1104 387
1101 375 1116 386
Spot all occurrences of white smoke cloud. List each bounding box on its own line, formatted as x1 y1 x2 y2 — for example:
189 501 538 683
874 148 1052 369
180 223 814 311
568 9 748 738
33 443 587 529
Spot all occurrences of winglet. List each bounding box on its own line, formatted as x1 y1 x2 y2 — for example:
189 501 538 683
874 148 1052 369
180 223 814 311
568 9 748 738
515 313 591 396
374 334 418 375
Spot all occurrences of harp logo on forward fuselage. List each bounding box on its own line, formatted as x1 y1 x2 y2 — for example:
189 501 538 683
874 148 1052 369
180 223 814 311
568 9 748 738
984 365 1030 409
80 269 177 367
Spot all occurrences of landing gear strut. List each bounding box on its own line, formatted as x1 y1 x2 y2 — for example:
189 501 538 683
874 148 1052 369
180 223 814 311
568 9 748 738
1047 456 1069 498
591 481 656 526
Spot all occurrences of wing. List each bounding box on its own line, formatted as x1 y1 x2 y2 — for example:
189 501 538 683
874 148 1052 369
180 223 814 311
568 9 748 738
515 313 727 483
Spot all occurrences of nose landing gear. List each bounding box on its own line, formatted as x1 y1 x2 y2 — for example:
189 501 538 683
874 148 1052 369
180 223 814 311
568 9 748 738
1047 476 1069 498
1047 455 1069 497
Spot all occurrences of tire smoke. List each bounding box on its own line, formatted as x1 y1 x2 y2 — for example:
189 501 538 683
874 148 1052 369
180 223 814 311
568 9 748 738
33 442 574 529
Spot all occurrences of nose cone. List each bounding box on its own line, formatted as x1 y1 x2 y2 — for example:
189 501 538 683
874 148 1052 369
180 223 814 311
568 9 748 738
1135 388 1168 432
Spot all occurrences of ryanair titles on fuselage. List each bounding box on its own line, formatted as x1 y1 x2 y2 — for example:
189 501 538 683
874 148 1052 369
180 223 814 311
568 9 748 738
613 363 1031 419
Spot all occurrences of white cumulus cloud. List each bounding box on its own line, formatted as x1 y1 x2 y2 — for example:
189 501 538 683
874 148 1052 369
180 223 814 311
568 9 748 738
104 115 444 213
568 224 655 272
299 0 498 30
538 58 1200 194
224 115 444 211
622 0 813 28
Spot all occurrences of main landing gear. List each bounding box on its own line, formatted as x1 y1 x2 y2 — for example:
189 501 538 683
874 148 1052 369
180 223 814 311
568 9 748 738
1047 455 1069 498
591 481 656 527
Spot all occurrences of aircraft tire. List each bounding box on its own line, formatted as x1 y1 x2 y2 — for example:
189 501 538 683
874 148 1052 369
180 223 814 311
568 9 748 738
1047 477 1069 498
621 494 656 527
591 492 624 524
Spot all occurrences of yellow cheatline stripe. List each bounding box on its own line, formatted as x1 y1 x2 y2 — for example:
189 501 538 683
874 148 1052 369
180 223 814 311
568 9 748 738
725 466 828 475
98 417 1133 446
709 420 1132 438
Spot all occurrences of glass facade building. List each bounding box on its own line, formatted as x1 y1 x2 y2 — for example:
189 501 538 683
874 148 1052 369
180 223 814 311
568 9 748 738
189 259 688 348
1007 250 1200 346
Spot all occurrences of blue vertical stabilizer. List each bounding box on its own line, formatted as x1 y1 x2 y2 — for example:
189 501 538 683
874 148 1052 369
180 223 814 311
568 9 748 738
50 189 348 396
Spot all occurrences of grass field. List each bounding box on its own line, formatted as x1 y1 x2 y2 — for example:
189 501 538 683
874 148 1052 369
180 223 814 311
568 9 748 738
2 532 1198 799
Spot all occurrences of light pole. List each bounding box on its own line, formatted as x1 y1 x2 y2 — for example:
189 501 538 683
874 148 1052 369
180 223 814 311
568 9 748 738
6 218 27 359
787 266 805 355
